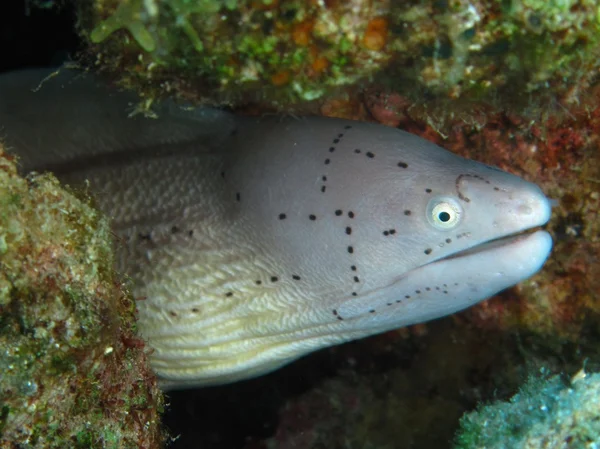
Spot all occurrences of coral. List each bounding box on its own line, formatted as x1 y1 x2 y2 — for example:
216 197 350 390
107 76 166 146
0 146 165 448
454 370 600 449
74 0 600 110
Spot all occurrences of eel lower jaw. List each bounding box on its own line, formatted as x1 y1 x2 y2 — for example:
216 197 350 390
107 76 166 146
336 229 552 331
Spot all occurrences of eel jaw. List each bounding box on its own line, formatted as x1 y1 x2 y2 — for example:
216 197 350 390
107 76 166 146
431 228 552 264
337 229 552 330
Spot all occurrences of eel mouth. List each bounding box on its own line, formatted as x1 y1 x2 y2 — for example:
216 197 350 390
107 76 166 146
438 229 544 262
419 227 553 280
381 228 553 291
338 228 552 325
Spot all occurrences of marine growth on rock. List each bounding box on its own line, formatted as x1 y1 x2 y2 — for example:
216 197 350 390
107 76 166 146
0 147 165 448
76 0 600 109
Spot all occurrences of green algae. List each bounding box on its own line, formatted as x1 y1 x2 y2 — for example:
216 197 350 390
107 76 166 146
76 0 392 106
0 148 165 448
74 0 600 110
90 0 157 52
454 370 600 449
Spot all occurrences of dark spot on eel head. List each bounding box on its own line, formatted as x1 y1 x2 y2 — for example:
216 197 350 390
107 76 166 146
279 213 287 220
397 162 408 168
309 214 317 221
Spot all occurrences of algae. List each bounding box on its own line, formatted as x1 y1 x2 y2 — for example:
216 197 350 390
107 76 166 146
0 147 165 448
73 0 600 109
454 370 600 448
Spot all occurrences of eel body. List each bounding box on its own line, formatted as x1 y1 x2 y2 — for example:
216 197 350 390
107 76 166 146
0 69 553 389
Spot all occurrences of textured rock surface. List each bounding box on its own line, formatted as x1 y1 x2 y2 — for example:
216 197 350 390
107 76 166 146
455 371 600 449
0 147 165 448
76 0 600 110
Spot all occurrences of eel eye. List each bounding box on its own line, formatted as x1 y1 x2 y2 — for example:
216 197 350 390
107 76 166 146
426 197 462 230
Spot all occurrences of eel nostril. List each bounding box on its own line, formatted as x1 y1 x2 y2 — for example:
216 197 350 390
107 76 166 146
517 204 533 215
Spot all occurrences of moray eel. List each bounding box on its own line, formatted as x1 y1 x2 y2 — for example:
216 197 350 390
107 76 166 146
0 69 552 389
